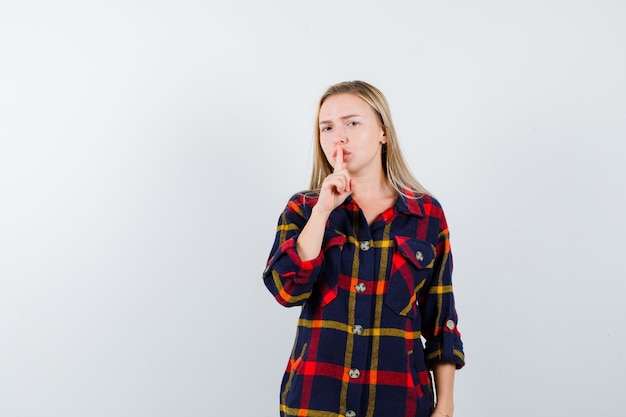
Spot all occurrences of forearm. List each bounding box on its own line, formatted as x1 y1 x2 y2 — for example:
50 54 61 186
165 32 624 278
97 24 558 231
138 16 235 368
296 206 331 261
432 362 456 416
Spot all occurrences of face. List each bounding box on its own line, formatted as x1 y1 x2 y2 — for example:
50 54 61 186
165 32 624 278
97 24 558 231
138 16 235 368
318 93 386 175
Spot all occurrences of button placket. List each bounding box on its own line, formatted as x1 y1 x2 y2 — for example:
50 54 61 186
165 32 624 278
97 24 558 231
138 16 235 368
351 233 370 411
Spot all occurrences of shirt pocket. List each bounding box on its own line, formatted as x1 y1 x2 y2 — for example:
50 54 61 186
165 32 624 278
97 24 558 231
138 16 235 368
306 229 346 307
385 236 436 317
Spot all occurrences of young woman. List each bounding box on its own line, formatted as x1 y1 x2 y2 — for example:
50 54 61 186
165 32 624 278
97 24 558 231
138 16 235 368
263 81 464 417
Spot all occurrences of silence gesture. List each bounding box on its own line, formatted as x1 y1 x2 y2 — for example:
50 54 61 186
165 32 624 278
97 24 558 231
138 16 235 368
316 144 354 213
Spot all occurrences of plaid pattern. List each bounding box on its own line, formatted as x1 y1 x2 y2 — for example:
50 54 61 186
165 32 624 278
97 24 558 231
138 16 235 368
263 191 464 417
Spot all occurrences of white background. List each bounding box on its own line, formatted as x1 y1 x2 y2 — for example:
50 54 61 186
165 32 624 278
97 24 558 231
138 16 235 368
1 1 625 416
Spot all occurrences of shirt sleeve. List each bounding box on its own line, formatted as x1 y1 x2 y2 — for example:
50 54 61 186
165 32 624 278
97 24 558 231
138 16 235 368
262 193 327 307
418 201 465 369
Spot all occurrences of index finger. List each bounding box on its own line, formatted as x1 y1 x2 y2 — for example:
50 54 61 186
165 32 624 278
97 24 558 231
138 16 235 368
335 145 344 172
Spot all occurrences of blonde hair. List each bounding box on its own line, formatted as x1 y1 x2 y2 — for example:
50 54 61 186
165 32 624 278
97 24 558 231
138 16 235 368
309 80 430 197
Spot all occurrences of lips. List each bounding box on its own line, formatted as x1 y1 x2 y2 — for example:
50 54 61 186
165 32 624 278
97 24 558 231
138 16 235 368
332 150 351 159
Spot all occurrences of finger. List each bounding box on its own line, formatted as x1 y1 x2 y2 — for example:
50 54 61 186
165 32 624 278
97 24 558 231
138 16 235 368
341 177 353 194
328 173 352 194
335 145 344 172
322 174 345 194
334 175 348 194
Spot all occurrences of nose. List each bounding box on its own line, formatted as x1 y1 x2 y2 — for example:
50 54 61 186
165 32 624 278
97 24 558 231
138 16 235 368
332 127 347 144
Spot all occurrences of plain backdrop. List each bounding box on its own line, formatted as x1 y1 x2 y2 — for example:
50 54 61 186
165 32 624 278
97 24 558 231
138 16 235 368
1 1 625 416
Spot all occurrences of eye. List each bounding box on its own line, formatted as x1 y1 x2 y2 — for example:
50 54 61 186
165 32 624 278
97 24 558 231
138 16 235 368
347 121 358 127
320 126 332 132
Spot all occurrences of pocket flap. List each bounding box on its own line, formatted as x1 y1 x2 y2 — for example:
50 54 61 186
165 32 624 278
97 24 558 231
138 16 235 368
393 236 436 269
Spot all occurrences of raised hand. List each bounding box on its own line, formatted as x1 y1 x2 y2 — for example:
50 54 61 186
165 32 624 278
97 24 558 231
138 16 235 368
316 145 354 213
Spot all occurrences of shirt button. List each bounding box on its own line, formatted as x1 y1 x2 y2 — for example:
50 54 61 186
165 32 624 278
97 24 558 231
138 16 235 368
360 241 370 251
349 368 360 379
355 282 366 293
446 319 456 330
415 250 424 261
346 411 356 417
353 325 363 335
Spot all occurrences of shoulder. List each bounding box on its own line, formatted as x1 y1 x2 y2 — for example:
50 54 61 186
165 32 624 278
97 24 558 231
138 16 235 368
401 189 444 215
284 190 320 213
422 194 448 220
401 191 449 232
420 193 444 212
418 194 451 236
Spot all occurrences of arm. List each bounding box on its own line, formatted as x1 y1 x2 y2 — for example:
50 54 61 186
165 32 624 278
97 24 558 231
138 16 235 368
262 194 327 307
419 221 465 369
297 144 352 261
416 200 464 415
431 362 456 417
263 146 353 305
296 205 332 261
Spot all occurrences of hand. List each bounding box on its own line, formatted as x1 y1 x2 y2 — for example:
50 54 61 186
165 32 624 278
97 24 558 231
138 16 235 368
316 145 354 213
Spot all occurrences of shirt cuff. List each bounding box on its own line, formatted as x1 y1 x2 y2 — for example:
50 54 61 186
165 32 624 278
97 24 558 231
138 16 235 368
424 317 465 369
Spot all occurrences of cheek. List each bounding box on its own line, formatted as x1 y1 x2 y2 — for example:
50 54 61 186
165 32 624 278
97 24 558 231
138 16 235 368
320 138 333 160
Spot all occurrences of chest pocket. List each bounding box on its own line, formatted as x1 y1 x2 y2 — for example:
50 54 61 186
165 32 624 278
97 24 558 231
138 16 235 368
385 236 436 317
306 230 346 307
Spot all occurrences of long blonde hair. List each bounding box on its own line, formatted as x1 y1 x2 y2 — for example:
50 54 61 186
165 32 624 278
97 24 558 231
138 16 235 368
309 80 430 197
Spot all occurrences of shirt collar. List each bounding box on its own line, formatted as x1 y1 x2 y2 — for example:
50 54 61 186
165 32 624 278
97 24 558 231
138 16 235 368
395 189 425 217
341 189 425 218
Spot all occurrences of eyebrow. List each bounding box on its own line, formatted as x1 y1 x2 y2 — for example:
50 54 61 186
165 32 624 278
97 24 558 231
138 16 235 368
318 114 362 126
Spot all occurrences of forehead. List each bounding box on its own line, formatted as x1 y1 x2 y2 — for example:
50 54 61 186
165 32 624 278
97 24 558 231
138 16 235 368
319 93 376 120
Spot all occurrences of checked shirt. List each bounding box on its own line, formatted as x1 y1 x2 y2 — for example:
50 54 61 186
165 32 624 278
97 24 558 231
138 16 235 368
263 190 465 417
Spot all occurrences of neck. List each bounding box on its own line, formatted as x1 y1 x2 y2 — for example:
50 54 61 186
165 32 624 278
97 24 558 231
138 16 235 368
351 169 395 200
